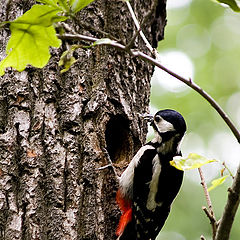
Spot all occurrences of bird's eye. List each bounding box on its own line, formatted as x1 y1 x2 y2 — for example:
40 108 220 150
155 115 161 123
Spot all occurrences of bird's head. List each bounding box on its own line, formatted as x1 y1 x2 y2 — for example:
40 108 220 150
145 109 187 154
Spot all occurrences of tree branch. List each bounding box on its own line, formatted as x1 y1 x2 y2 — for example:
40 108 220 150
130 50 240 144
198 168 215 217
57 33 240 145
215 166 240 240
198 168 218 239
125 0 159 54
222 162 234 179
125 0 153 53
58 33 126 51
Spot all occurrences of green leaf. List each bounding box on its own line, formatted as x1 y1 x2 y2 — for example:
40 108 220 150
37 0 70 11
70 0 95 13
12 4 67 27
170 153 217 171
208 175 229 192
59 56 77 73
59 45 79 73
215 0 240 12
58 0 70 11
0 5 65 76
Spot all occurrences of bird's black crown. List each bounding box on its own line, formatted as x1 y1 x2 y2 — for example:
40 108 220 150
155 109 187 136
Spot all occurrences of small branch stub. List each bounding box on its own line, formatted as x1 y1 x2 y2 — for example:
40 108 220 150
198 168 218 239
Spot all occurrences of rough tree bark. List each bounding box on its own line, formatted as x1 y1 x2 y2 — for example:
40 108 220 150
0 0 166 239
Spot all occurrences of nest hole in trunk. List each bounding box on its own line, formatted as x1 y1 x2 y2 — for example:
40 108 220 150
105 115 133 164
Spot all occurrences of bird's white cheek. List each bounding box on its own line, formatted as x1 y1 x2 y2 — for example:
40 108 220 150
155 119 175 133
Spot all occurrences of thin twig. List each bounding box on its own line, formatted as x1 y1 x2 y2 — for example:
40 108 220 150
102 148 120 180
202 206 218 239
198 168 218 239
98 164 112 170
198 168 215 216
125 1 153 53
57 33 240 144
125 27 141 51
222 162 234 179
58 33 126 50
202 206 216 224
131 50 240 144
125 0 158 52
57 22 77 34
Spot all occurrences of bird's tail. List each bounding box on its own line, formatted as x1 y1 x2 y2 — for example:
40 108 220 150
116 189 132 237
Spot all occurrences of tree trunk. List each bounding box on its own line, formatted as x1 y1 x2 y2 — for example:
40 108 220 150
0 0 166 239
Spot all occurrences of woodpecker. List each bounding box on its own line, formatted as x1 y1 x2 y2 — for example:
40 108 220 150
116 109 187 240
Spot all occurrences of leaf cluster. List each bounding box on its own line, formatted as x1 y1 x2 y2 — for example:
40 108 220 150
170 153 230 192
0 0 95 76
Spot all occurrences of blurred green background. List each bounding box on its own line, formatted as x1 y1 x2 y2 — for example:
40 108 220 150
150 0 240 239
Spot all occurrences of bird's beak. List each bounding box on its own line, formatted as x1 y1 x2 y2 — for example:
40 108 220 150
141 113 154 123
